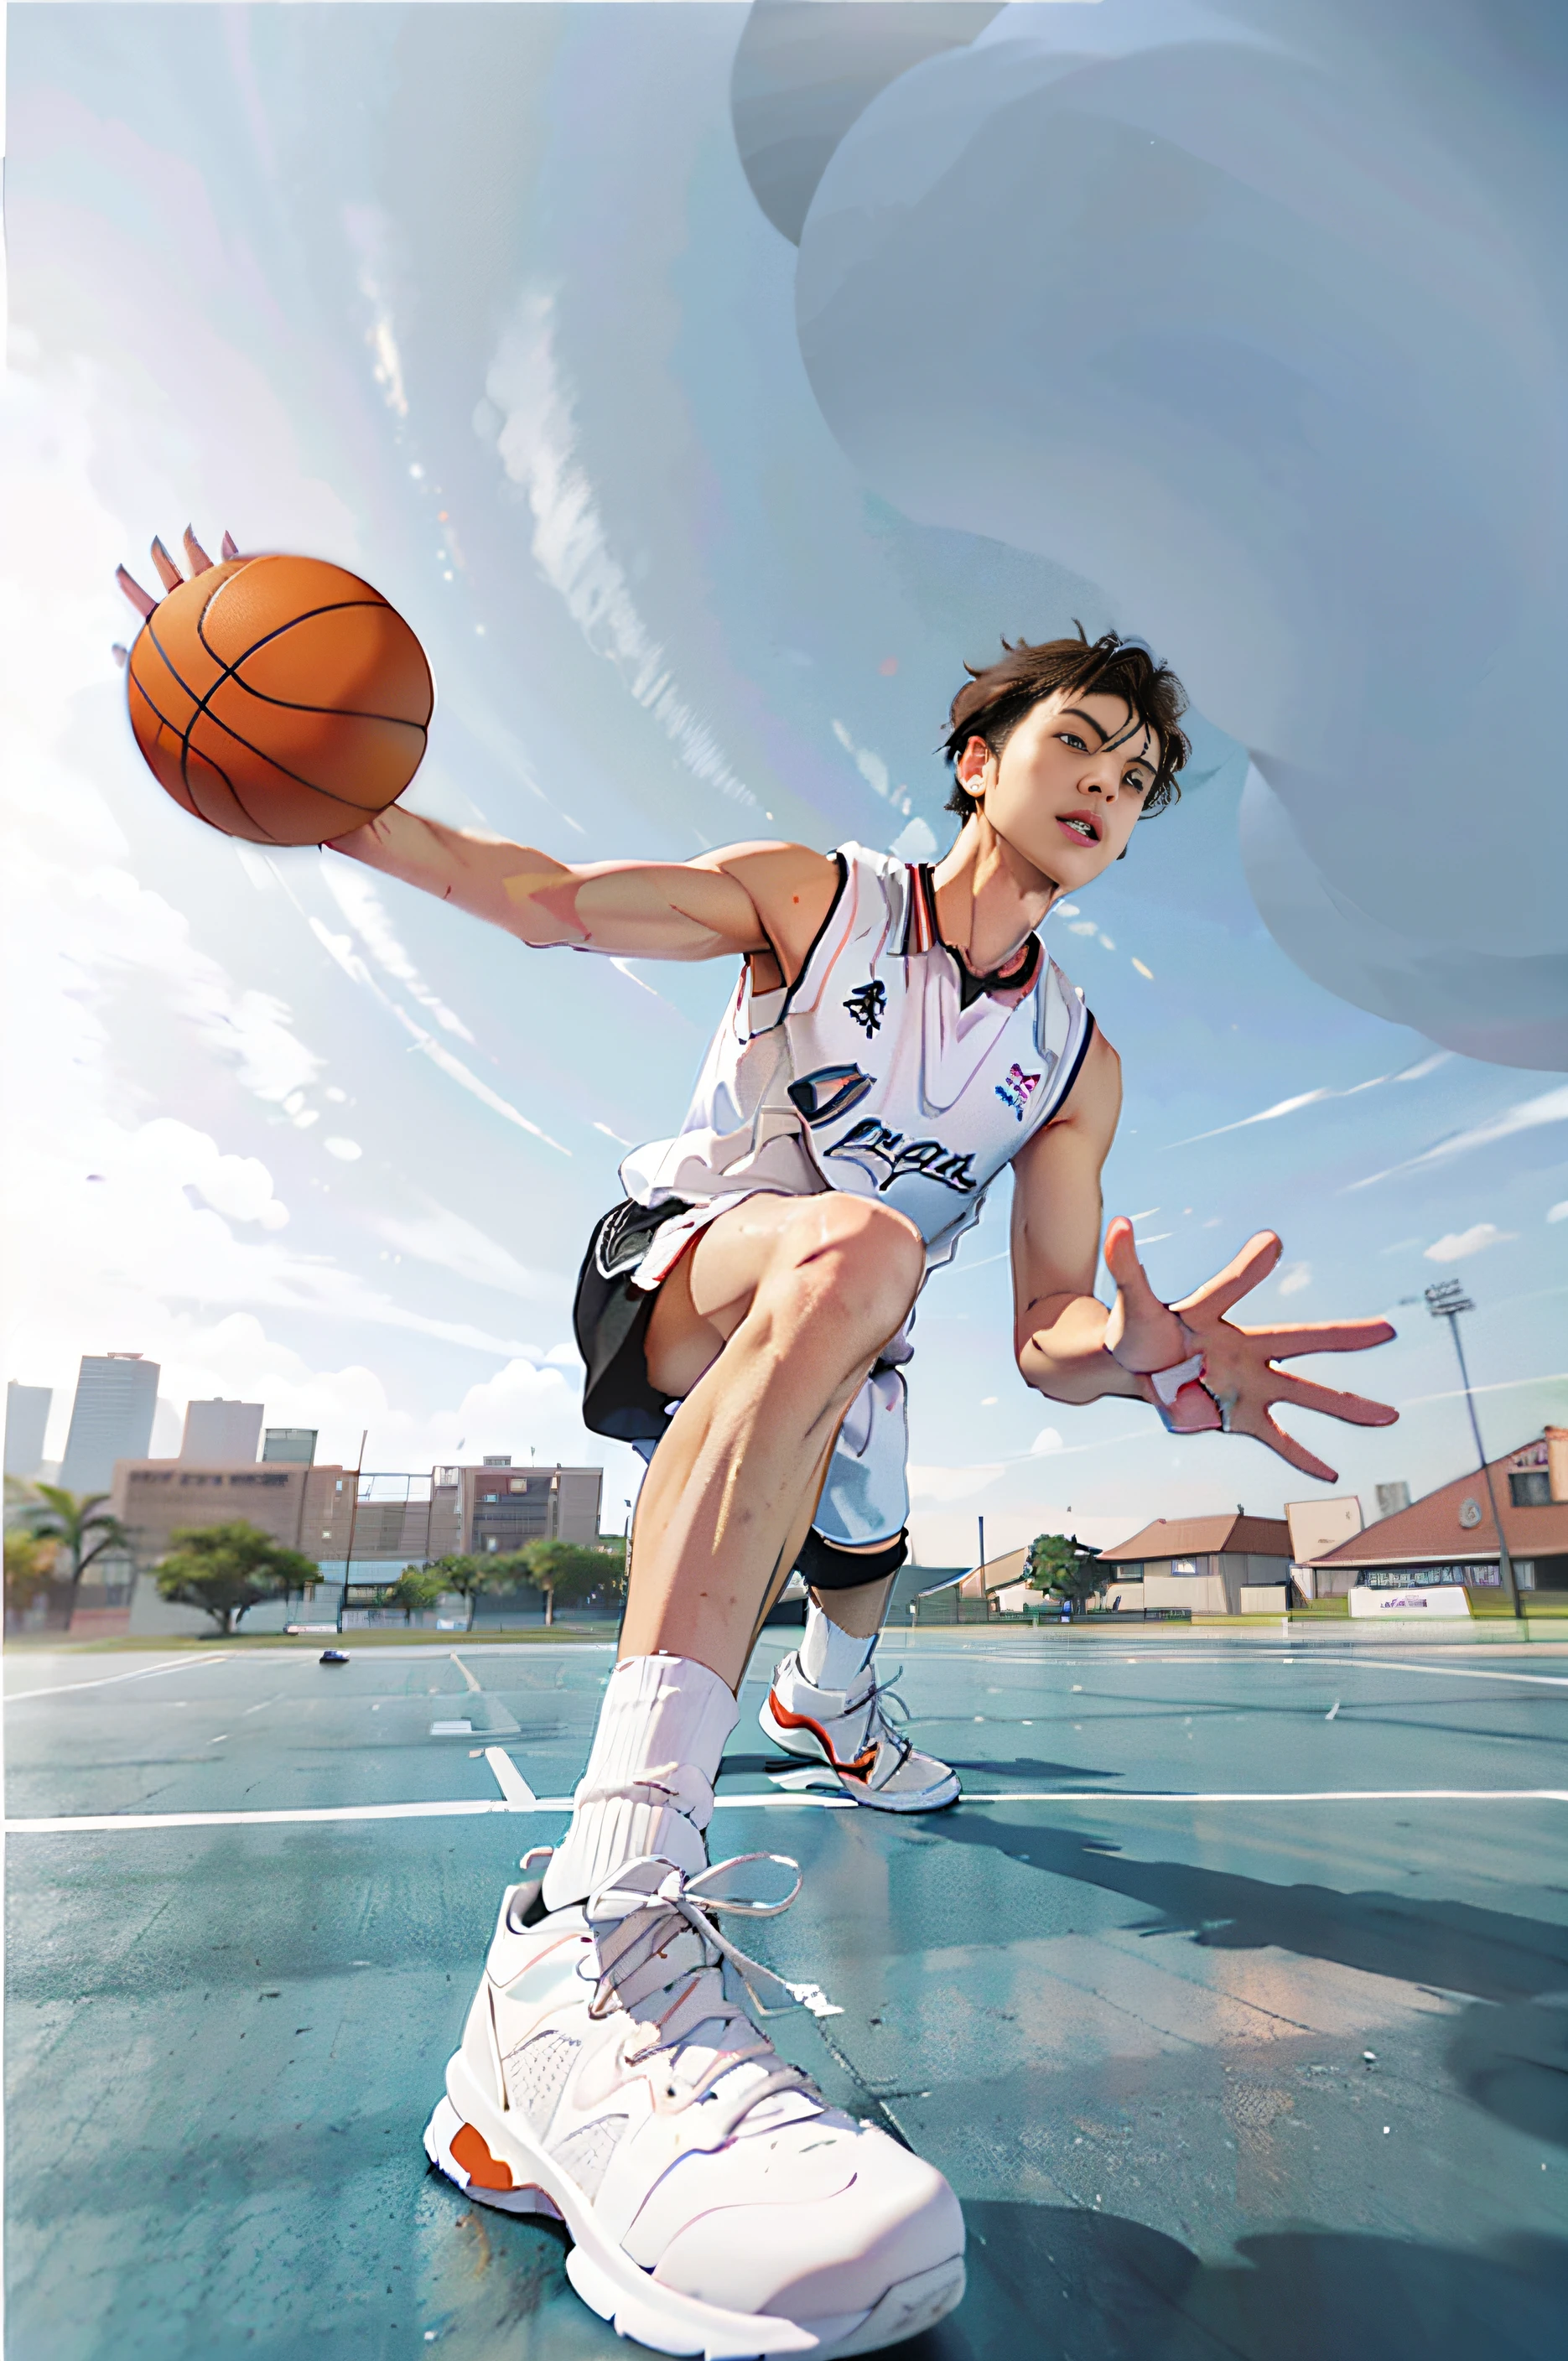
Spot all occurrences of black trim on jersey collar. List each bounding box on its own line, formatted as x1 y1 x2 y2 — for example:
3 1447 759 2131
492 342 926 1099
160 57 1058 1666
904 862 1044 1009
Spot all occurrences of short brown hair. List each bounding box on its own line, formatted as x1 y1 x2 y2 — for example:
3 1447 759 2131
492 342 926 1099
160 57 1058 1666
943 626 1190 820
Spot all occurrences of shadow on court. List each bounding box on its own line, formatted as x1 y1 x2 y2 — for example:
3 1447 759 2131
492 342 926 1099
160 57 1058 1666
903 2202 1568 2361
932 1813 1568 2002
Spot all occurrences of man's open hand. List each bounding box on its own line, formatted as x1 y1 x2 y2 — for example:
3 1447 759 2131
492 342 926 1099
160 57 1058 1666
1103 1216 1396 1482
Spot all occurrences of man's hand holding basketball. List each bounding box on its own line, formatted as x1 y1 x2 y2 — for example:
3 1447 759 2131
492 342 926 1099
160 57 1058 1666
1103 1216 1397 1482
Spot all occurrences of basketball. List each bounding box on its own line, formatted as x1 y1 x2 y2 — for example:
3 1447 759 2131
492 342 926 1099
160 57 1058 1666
123 550 434 845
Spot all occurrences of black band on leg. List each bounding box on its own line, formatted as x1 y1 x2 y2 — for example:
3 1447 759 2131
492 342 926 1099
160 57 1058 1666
796 1528 909 1592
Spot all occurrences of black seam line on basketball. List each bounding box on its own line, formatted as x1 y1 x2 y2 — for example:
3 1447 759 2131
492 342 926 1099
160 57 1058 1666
128 665 252 828
136 621 283 840
139 615 273 834
169 688 399 817
194 594 433 733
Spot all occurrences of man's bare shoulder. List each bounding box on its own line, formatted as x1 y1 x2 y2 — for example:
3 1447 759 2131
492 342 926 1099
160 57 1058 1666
1026 1024 1121 1146
693 841 843 979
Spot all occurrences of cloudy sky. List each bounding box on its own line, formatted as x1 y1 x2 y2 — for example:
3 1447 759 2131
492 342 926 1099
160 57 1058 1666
3 3 1565 1565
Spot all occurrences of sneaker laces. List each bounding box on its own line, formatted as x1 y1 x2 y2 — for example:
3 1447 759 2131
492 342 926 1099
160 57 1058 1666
582 1855 823 2139
842 1663 913 1776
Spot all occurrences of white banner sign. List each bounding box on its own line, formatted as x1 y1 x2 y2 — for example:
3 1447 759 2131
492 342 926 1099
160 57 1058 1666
1349 1585 1472 1618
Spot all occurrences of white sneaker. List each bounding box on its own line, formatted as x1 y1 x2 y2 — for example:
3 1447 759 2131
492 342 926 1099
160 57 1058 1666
759 1656 960 1813
424 1847 965 2358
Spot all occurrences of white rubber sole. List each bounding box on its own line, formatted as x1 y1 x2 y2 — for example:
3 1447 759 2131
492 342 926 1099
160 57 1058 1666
423 2055 966 2359
758 1696 961 1814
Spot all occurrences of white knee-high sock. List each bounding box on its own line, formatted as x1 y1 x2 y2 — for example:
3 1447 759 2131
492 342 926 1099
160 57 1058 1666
800 1598 878 1693
540 1654 738 1912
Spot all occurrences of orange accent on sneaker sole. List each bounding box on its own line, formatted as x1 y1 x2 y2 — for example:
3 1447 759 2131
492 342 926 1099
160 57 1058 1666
449 2121 517 2191
766 1693 877 1782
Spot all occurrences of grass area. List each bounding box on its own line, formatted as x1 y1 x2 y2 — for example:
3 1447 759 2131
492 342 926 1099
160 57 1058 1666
3 1623 620 1655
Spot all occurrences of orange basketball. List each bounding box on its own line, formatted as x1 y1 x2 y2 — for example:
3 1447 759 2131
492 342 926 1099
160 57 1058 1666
125 553 434 845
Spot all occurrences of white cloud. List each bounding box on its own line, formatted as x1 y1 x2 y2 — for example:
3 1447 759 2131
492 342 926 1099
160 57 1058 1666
1169 1052 1455 1151
1278 1262 1312 1296
1031 1427 1064 1455
319 861 476 1041
324 1138 363 1162
890 817 937 862
1549 1202 1568 1224
1348 1084 1568 1190
371 1205 569 1305
1423 1223 1517 1264
907 1461 1005 1502
485 286 756 808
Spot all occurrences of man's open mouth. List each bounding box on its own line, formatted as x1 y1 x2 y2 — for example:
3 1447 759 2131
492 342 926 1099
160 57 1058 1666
1057 814 1099 843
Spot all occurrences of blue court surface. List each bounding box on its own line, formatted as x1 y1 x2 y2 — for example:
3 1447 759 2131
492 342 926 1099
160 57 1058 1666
7 1632 1567 2360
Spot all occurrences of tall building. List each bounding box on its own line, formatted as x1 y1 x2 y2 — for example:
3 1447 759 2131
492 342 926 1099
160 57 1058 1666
262 1428 318 1464
180 1399 263 1465
59 1353 159 1495
4 1383 52 1479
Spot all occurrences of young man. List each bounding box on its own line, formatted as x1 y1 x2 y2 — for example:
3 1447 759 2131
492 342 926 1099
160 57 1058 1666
329 628 1395 2356
118 537 1394 2358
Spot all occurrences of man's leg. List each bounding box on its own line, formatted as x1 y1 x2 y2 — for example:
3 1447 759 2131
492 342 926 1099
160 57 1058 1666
425 1189 965 2358
538 1191 924 1907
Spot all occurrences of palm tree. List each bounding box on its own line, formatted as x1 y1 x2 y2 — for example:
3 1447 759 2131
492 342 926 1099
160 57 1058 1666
18 1483 132 1594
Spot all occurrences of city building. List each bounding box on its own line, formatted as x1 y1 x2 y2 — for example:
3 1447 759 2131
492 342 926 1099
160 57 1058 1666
1309 1428 1568 1599
179 1398 263 1465
4 1382 52 1479
106 1454 604 1577
58 1353 158 1493
262 1428 318 1464
111 1457 357 1569
1096 1514 1294 1615
1285 1496 1363 1599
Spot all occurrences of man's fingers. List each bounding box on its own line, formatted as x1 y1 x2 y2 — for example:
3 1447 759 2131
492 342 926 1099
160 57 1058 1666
1103 1216 1160 1307
221 529 240 560
1174 1231 1281 1322
115 564 156 620
183 526 215 575
1270 1374 1399 1428
1239 1319 1396 1357
150 537 183 592
1232 1403 1338 1484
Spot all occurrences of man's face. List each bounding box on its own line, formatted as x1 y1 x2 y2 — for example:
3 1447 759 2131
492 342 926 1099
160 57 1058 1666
958 688 1158 890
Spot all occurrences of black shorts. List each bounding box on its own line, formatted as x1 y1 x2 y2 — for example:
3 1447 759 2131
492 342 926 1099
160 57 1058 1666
574 1198 694 1443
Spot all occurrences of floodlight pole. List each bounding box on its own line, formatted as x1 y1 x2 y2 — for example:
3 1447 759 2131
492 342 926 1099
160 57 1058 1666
1425 1284 1520 1622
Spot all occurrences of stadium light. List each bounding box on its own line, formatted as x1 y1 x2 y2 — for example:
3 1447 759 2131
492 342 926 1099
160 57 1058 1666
1425 1282 1520 1619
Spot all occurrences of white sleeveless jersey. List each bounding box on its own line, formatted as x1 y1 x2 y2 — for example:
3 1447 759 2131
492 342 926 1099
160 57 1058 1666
620 843 1093 1273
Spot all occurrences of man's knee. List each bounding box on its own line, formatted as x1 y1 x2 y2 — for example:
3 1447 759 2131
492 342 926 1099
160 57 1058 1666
766 1196 923 1343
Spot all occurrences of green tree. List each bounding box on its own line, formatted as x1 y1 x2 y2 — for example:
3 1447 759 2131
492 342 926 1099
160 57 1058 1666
154 1521 319 1637
16 1482 131 1594
1024 1532 1105 1617
381 1565 449 1624
4 1528 60 1622
519 1539 620 1627
425 1553 506 1632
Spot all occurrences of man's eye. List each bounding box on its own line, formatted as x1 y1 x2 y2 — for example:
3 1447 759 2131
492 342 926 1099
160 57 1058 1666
1058 733 1088 752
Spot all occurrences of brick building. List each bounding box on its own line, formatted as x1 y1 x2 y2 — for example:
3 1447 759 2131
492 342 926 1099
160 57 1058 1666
1309 1428 1568 1598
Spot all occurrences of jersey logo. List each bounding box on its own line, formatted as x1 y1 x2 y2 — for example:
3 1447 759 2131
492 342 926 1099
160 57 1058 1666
787 1065 875 1128
826 1117 979 1196
843 981 887 1039
995 1063 1042 1121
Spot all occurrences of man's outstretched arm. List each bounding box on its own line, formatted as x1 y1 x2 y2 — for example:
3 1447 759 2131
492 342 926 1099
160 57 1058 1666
1010 1030 1399 1481
330 807 839 973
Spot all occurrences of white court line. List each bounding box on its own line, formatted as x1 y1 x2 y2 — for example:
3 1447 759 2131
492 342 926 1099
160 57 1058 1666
6 1785 1564 1836
449 1652 483 1694
3 1654 233 1703
913 1648 1568 1689
485 1747 536 1807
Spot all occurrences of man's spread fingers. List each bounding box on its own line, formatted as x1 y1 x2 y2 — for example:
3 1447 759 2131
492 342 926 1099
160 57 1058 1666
150 536 183 592
1175 1231 1280 1320
1238 1407 1337 1483
1245 1320 1396 1357
1271 1374 1399 1427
